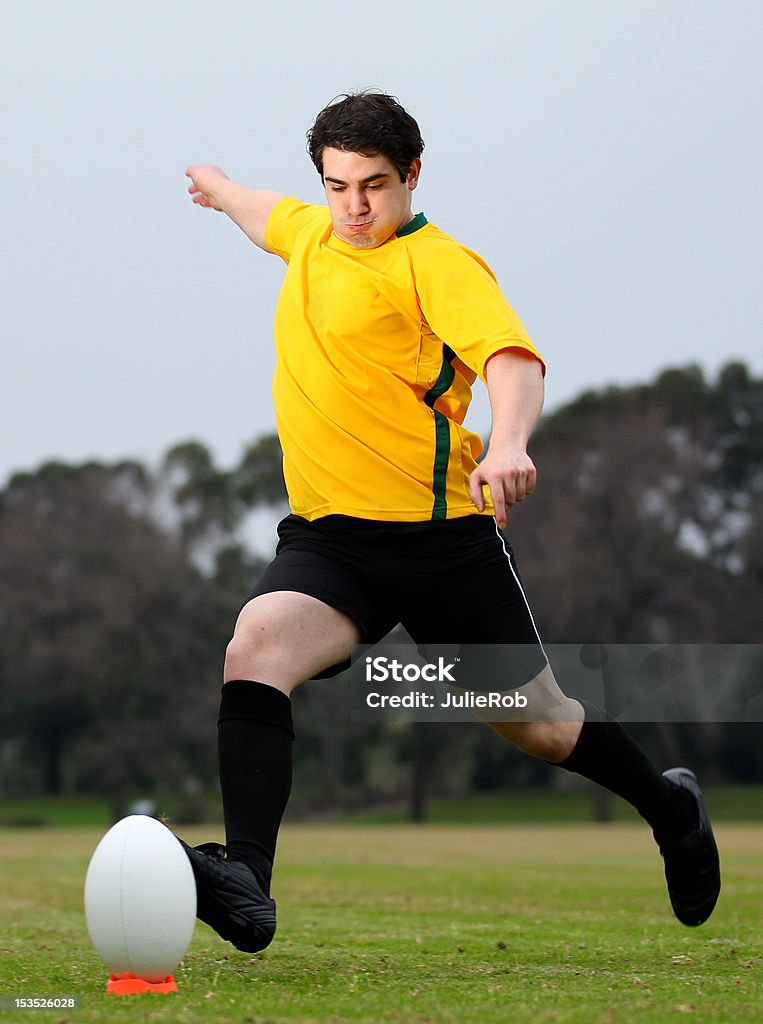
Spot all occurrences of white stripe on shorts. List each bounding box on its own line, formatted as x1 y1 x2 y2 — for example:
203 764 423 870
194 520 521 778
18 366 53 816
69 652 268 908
492 518 548 661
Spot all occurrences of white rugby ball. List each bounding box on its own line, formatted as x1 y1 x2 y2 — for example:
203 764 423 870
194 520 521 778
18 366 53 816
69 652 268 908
84 815 197 982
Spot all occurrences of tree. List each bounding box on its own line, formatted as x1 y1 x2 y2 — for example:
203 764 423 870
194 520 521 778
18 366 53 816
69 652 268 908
505 362 763 793
0 461 222 815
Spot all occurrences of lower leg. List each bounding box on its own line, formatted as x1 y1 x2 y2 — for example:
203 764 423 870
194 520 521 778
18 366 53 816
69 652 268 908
217 679 294 894
551 699 696 843
217 593 359 892
487 674 695 843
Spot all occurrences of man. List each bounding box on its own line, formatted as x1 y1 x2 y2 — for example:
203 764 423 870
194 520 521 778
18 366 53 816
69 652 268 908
182 91 720 954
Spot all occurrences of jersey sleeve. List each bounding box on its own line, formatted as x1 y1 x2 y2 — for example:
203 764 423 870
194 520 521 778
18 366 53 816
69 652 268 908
410 235 545 380
265 197 329 263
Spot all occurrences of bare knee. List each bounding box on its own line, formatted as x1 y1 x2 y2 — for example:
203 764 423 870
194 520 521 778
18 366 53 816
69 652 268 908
222 592 312 692
222 592 359 692
490 715 583 763
484 669 584 761
224 623 287 691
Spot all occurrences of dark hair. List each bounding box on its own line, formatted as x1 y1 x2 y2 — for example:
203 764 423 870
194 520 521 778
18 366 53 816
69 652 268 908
306 90 424 182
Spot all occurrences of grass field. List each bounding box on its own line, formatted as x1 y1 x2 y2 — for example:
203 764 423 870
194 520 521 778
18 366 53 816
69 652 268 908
1 823 761 1023
2 784 762 828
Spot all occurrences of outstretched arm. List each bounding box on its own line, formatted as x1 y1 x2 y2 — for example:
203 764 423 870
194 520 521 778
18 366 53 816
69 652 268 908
186 165 286 252
469 348 544 529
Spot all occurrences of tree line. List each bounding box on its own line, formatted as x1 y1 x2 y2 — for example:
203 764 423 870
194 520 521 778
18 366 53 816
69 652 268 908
0 362 761 821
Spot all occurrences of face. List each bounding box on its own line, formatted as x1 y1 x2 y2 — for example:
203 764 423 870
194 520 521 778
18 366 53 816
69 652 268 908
321 147 421 249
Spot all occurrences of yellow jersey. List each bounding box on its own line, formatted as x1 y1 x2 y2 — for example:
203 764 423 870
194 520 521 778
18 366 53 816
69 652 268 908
265 197 544 522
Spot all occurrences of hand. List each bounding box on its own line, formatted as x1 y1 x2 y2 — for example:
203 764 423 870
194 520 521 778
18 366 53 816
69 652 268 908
185 165 230 210
469 446 537 529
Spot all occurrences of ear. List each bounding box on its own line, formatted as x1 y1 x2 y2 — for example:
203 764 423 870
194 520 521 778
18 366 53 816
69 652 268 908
407 158 422 191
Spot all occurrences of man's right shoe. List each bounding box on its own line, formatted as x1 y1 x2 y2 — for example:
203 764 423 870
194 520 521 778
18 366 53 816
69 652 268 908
659 767 721 927
179 840 276 953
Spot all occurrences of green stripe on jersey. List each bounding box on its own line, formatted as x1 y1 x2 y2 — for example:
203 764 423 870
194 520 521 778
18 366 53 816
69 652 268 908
424 345 456 520
397 212 429 237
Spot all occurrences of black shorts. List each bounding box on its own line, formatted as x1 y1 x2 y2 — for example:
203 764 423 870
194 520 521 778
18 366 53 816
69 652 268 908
248 514 547 681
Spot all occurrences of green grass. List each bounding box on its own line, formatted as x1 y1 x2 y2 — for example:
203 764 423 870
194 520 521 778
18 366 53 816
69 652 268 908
1 823 761 1023
350 786 763 825
0 797 111 828
2 784 762 829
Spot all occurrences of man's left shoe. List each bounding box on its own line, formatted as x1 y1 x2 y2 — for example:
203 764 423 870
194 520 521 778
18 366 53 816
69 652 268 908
179 840 277 953
659 767 721 927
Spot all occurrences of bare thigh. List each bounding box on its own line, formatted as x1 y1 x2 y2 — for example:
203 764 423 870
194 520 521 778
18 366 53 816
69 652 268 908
223 591 360 695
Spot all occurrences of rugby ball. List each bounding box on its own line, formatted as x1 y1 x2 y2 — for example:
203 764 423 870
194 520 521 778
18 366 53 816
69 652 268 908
84 815 197 982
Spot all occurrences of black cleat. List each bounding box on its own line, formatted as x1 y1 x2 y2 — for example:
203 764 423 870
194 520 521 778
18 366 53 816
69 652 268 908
659 768 721 927
179 840 276 953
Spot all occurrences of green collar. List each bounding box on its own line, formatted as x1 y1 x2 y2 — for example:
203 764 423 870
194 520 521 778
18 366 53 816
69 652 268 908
397 212 428 237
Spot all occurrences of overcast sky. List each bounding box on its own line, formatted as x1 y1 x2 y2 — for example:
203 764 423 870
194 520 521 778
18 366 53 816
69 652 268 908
2 1 760 487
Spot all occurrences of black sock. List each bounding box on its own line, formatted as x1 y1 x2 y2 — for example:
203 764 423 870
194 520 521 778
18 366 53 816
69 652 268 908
218 679 294 894
556 701 695 843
